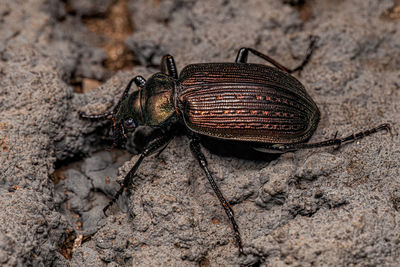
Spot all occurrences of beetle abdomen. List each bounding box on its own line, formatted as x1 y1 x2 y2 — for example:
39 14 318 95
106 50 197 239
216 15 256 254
178 63 320 144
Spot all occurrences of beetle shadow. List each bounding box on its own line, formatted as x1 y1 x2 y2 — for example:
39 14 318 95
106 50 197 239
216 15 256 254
125 126 281 162
199 136 281 162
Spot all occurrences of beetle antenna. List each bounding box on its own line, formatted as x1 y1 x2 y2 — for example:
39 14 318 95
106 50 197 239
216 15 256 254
79 77 136 122
111 78 136 114
78 111 113 121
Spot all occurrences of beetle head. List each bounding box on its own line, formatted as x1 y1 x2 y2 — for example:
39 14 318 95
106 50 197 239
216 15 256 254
111 90 143 146
79 73 175 146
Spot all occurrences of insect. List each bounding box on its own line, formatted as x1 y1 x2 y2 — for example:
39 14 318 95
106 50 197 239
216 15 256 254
79 36 390 254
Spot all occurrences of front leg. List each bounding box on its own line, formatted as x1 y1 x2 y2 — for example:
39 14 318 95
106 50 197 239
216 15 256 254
79 75 147 121
189 136 244 255
160 54 178 79
103 131 173 214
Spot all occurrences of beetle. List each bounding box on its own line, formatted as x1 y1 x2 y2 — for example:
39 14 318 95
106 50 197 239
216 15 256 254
79 36 390 254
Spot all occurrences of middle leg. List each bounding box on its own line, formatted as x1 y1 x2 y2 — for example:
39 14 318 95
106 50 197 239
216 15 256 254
189 136 244 254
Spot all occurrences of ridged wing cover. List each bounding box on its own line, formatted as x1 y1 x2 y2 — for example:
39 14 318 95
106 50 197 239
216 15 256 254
177 63 320 144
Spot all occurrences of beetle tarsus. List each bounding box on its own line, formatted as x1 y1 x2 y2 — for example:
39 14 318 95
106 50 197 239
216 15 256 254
270 123 391 152
103 200 114 216
291 35 319 73
238 244 244 256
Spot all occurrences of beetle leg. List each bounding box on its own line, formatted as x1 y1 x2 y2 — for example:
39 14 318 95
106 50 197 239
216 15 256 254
155 138 172 158
235 48 249 63
290 35 319 73
235 35 319 73
110 76 144 114
116 75 146 112
133 75 146 88
271 123 391 152
189 137 244 255
79 76 146 120
103 132 173 215
161 55 178 79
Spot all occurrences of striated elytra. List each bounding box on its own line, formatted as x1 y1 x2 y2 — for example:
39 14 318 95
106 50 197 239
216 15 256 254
79 36 390 254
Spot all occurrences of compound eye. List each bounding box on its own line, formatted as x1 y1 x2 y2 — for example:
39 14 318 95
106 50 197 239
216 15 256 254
124 118 136 129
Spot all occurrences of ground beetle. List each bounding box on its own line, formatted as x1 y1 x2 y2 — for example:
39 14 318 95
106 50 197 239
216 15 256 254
79 36 391 254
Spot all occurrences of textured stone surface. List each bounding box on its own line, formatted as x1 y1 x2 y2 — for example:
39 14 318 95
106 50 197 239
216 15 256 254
0 0 399 266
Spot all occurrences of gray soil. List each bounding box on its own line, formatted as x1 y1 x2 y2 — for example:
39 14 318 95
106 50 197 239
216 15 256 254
1 0 399 266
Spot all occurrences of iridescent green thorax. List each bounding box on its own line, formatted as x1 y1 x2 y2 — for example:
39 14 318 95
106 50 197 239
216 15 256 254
140 73 176 126
117 73 176 127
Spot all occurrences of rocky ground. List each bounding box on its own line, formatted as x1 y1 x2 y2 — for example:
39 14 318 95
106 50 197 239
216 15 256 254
0 0 399 266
